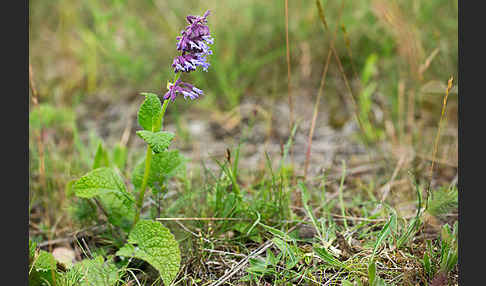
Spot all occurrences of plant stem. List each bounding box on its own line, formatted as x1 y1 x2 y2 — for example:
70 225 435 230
159 97 170 129
133 74 177 227
133 146 154 225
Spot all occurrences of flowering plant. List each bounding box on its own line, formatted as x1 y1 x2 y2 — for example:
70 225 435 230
65 10 213 286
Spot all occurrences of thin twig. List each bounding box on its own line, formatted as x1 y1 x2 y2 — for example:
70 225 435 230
202 248 247 258
208 205 324 286
419 48 440 78
208 240 274 286
303 50 332 179
380 153 407 202
157 213 390 223
174 221 212 243
37 225 107 248
303 1 348 178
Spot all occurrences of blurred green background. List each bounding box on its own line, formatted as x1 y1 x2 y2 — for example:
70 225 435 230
29 0 457 111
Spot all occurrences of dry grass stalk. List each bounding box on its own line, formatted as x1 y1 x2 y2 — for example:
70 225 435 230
285 0 293 132
303 50 332 180
429 77 454 178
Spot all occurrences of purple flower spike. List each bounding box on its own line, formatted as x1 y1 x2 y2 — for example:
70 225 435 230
166 10 212 102
164 79 204 101
174 10 214 72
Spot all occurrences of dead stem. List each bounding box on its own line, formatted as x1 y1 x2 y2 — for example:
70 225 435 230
303 1 344 179
285 0 293 132
304 50 332 180
426 76 454 206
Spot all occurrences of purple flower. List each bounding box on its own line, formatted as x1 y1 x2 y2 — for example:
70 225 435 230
176 10 214 57
172 53 210 73
164 78 204 101
165 10 212 102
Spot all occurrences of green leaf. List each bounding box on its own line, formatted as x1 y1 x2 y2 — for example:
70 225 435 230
132 150 185 190
423 252 432 277
29 269 56 286
372 213 396 259
138 93 162 131
101 192 136 232
93 142 110 169
258 223 294 242
272 237 301 269
56 266 84 285
342 280 354 286
246 258 273 276
112 144 127 171
34 250 57 272
29 240 37 260
65 179 77 198
73 167 129 199
440 222 458 273
71 256 119 286
73 167 135 231
116 220 181 286
368 260 376 286
299 182 323 241
136 130 175 153
313 246 344 268
266 248 280 266
397 179 423 249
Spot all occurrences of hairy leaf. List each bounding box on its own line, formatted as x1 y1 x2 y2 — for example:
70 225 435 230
132 150 185 190
138 93 162 131
136 130 175 153
116 220 180 286
101 192 136 232
72 256 119 286
73 167 128 199
73 167 135 231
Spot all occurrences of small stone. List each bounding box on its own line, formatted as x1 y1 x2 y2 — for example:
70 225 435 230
298 225 317 239
52 247 75 267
